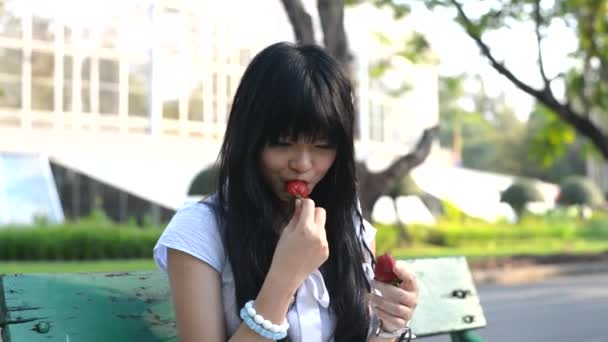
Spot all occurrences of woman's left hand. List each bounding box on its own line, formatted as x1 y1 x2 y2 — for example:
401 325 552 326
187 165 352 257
369 260 419 332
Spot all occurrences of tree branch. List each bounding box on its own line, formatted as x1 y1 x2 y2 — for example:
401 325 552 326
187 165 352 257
450 0 545 99
379 125 439 181
449 0 608 159
533 0 550 89
279 0 316 45
357 125 438 219
317 0 350 66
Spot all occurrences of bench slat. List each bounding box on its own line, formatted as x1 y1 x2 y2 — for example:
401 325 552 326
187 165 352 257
1 256 486 341
0 272 175 342
403 256 486 336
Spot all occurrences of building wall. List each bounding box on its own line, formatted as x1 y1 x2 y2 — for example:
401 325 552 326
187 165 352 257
0 0 440 222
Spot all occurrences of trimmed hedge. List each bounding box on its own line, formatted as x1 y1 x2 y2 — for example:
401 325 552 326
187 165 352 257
4 209 608 261
0 226 161 261
375 213 608 248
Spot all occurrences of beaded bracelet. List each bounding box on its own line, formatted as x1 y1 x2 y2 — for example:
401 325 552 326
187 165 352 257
239 300 289 340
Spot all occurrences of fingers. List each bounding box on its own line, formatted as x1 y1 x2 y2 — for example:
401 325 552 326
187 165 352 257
373 305 409 332
372 281 418 309
371 279 418 333
288 199 326 233
370 293 412 321
299 199 315 225
314 207 326 229
393 261 418 293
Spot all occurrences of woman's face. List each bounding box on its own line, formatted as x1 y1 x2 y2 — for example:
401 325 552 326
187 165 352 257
260 137 337 202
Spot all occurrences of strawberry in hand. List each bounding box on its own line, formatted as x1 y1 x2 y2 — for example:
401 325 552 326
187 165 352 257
374 253 401 286
285 180 310 199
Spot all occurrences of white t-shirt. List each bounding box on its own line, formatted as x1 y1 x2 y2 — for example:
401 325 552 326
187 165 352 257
153 196 377 341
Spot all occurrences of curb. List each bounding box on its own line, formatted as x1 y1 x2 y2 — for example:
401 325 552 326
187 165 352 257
471 260 608 285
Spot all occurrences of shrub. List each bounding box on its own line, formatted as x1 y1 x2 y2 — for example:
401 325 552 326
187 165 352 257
188 164 219 195
500 180 543 217
0 225 162 261
557 176 604 207
374 224 401 254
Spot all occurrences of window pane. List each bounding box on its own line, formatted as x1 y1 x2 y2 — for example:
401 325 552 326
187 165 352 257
81 58 91 81
188 97 203 121
31 51 54 78
33 17 53 42
129 92 148 116
63 56 72 80
0 79 21 108
0 15 22 39
163 100 178 119
188 82 203 121
0 48 22 75
99 59 119 83
31 82 53 111
100 89 118 114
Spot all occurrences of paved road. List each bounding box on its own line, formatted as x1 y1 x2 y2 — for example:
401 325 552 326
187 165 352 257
421 273 608 342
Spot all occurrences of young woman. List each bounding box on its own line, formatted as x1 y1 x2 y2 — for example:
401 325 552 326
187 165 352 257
154 42 418 341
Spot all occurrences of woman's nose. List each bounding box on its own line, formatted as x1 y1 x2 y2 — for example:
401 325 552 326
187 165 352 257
288 147 313 172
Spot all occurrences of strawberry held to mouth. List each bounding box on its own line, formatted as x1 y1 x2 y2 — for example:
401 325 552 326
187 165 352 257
374 253 401 286
286 180 310 199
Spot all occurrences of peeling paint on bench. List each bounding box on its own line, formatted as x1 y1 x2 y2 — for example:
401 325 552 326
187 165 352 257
1 257 486 341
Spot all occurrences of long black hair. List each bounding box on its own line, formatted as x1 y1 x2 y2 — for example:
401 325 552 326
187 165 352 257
216 42 373 341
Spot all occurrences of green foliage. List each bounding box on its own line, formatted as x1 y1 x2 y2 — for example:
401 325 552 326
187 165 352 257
374 224 401 254
188 164 219 195
411 0 608 161
500 180 543 216
382 212 606 248
0 225 161 261
440 200 473 222
527 103 576 168
557 176 605 207
0 208 163 261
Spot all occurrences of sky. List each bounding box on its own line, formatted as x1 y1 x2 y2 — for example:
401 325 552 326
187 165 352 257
406 2 579 121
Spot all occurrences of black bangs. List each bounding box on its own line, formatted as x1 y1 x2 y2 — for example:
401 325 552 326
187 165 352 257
259 50 350 146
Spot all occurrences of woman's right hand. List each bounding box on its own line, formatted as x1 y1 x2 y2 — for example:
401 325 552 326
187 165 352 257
269 198 329 293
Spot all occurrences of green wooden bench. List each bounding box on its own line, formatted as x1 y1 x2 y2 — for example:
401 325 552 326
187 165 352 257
0 256 487 341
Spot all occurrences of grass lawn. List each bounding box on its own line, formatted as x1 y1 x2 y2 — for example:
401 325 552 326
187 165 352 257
2 240 608 274
0 258 157 274
392 240 608 260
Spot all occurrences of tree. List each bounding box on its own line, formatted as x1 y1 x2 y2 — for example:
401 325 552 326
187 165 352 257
500 180 543 219
279 0 438 219
188 164 219 196
386 174 423 238
417 0 608 160
557 176 604 208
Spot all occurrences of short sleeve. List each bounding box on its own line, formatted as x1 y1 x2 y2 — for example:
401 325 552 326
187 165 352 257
153 201 226 274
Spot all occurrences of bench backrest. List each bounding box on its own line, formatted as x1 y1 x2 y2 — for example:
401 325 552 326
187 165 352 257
0 256 486 341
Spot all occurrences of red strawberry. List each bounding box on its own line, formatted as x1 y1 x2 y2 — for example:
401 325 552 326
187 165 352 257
286 180 309 199
374 253 400 285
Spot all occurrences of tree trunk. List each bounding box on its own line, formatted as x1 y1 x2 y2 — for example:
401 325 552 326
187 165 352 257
317 0 350 67
281 1 438 221
279 0 316 45
391 196 410 242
